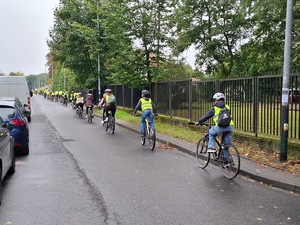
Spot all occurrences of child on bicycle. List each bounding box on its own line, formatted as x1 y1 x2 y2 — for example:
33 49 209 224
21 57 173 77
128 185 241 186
75 92 84 111
133 90 157 137
195 92 234 161
84 93 94 117
98 89 117 123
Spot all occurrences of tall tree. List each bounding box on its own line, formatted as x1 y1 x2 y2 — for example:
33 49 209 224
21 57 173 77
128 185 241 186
174 0 249 78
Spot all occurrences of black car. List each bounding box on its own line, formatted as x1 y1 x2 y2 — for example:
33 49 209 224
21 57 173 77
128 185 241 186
0 99 30 155
0 116 16 205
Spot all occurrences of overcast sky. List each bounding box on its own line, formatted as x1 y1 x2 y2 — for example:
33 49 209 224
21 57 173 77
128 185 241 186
0 0 60 75
0 0 195 76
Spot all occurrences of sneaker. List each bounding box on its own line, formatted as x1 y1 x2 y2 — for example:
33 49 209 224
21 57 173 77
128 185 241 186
207 148 216 153
101 121 104 125
85 115 88 118
104 117 109 122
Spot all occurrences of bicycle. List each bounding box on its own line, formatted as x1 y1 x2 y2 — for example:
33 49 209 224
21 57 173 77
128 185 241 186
104 110 115 134
76 106 83 119
193 122 240 179
141 117 156 150
86 105 93 123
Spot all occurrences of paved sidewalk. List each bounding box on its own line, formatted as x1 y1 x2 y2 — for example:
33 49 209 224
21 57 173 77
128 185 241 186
115 119 300 194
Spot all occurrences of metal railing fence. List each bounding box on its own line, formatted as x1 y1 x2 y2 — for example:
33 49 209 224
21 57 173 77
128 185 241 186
107 73 300 139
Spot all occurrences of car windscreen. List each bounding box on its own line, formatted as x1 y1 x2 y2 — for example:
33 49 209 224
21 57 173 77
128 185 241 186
0 106 17 119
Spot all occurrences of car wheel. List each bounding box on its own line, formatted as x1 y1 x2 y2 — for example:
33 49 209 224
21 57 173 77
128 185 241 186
27 117 31 122
21 143 29 155
8 152 16 175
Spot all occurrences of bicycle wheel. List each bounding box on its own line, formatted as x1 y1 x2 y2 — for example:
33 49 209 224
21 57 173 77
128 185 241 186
88 108 92 123
148 126 156 150
105 116 109 132
110 116 115 134
196 136 210 169
220 144 240 179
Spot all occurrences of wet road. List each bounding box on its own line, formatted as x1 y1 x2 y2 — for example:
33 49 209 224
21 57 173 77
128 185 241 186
0 95 299 225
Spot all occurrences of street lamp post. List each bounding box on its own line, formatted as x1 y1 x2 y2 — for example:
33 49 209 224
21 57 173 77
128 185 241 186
97 0 101 99
280 0 294 162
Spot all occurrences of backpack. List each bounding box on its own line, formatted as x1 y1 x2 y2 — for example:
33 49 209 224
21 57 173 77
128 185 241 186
107 95 116 105
217 107 231 127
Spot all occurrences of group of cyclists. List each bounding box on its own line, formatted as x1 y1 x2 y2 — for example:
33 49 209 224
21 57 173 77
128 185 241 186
40 88 118 124
39 87 234 159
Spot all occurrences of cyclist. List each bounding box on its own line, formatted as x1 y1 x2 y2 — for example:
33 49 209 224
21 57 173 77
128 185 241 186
133 90 157 137
195 92 234 160
75 92 84 112
84 93 94 117
99 89 117 123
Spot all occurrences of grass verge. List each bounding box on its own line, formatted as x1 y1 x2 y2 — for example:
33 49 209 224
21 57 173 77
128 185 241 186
94 107 300 176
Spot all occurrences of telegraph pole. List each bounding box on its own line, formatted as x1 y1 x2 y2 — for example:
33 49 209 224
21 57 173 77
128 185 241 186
280 0 294 161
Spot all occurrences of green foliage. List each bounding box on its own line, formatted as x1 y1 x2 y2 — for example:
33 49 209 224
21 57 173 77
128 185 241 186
47 0 300 85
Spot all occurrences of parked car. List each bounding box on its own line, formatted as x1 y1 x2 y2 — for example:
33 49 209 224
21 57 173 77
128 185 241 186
0 97 30 120
0 76 32 122
0 99 29 155
0 116 16 205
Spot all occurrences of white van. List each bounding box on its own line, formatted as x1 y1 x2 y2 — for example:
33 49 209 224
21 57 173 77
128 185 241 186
0 76 32 122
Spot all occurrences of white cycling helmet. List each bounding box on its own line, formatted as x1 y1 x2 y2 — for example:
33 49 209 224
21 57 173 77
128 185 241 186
213 92 225 101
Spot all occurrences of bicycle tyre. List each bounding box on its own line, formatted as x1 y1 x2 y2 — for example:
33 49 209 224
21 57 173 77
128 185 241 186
148 126 156 150
196 137 210 169
110 116 115 134
88 108 92 123
105 117 109 132
220 144 240 179
78 107 83 118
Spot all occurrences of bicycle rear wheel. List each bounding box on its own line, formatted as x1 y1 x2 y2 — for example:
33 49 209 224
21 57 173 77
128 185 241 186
196 137 210 169
88 108 92 123
147 127 156 150
105 117 109 132
220 144 240 179
109 116 115 134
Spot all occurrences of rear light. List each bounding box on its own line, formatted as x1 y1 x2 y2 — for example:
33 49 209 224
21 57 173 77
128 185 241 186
27 97 31 110
12 119 25 126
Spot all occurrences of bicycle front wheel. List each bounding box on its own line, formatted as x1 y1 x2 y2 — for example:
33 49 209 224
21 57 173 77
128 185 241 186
196 137 210 169
220 144 240 179
148 127 156 150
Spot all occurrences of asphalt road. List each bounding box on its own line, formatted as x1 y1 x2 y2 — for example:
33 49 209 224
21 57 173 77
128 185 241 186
0 95 299 225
